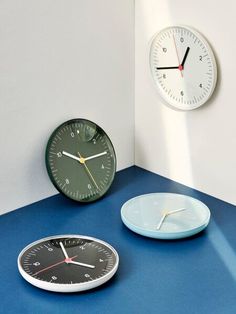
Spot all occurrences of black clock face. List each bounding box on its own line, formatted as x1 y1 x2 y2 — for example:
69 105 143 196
45 119 116 202
18 236 119 292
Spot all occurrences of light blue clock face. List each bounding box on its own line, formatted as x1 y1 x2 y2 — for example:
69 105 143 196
121 193 211 239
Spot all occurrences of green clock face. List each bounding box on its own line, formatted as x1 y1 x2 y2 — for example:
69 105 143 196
45 119 116 202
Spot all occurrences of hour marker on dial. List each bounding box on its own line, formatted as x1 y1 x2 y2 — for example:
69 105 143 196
45 119 116 202
149 26 217 110
18 235 119 293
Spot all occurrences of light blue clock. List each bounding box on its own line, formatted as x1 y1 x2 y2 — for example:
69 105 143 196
121 193 211 240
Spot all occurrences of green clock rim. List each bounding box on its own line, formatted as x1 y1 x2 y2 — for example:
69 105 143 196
45 118 117 203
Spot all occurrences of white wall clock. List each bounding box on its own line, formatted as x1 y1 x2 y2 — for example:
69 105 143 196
149 25 217 110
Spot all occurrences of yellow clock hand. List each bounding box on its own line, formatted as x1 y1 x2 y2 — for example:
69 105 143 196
77 151 99 190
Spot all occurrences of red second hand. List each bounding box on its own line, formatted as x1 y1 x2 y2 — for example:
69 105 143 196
173 35 183 77
33 255 78 276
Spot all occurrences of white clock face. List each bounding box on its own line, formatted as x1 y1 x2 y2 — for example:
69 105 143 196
149 26 217 110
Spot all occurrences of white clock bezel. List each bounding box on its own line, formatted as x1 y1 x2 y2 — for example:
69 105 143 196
18 234 119 293
149 25 218 110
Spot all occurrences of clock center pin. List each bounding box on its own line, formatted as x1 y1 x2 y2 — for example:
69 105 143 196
79 156 85 164
65 257 73 263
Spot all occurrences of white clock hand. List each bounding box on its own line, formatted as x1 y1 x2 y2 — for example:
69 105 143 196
167 208 186 215
83 151 107 161
156 208 186 230
62 150 100 190
59 241 69 259
69 260 95 269
62 151 82 163
156 211 168 230
59 242 95 268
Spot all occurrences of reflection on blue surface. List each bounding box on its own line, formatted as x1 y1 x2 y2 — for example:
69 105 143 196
208 220 236 281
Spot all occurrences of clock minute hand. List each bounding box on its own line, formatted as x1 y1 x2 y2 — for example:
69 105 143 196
156 211 168 230
181 47 190 68
168 208 186 215
59 241 69 259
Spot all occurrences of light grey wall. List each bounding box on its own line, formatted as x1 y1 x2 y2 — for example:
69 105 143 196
0 0 134 214
2 0 235 215
135 0 236 205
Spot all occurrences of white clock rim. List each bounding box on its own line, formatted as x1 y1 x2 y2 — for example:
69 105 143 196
149 25 217 111
17 234 119 293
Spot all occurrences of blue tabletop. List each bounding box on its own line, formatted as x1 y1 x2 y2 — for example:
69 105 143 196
0 166 236 314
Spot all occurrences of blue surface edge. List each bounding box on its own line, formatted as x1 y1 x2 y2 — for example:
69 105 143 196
0 166 236 314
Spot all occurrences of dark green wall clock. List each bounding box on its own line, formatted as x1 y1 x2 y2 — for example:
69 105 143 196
45 119 116 202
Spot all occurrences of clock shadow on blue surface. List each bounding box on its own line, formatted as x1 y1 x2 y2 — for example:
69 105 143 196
18 271 124 311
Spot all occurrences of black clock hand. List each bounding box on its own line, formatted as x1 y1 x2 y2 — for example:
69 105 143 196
181 47 190 67
156 66 179 70
157 47 190 72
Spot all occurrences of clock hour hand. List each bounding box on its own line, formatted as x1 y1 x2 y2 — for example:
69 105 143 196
156 66 179 70
156 211 168 230
181 47 190 68
68 260 95 269
62 151 82 163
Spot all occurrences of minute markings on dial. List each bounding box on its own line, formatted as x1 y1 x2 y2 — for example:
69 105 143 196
19 237 118 289
46 119 116 202
150 26 216 109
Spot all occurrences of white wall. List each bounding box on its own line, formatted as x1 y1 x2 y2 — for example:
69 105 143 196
135 0 236 205
1 0 235 215
0 0 134 214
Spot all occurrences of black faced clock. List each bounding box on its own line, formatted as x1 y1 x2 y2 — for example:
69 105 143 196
18 235 119 293
45 119 116 202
